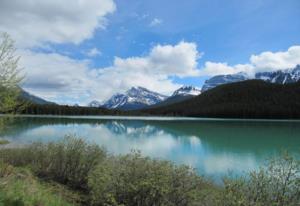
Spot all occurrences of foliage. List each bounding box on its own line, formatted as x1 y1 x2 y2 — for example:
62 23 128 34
88 152 212 206
0 136 107 190
0 137 299 206
20 103 127 116
0 32 25 114
222 153 300 206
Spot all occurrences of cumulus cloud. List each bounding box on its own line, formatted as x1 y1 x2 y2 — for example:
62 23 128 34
250 45 300 72
114 41 200 77
149 18 163 27
20 41 200 104
20 50 98 104
200 62 254 76
200 45 300 76
0 0 116 47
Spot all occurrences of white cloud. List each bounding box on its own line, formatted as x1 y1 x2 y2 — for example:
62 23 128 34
20 50 98 104
0 0 116 48
250 45 300 72
85 48 102 57
20 41 200 105
114 41 200 77
200 45 300 76
200 62 254 76
149 18 163 27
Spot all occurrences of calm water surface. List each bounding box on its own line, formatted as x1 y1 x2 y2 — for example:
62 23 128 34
1 115 300 180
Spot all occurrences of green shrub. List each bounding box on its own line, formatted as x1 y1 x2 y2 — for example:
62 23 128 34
223 153 300 206
0 135 107 190
1 137 299 206
88 151 213 206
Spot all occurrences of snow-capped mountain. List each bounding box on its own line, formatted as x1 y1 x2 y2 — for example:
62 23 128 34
202 72 249 92
88 100 102 107
202 65 300 92
102 86 168 110
172 86 201 97
255 65 300 84
149 86 201 108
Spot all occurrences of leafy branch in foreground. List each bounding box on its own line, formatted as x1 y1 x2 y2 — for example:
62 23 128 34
0 32 24 114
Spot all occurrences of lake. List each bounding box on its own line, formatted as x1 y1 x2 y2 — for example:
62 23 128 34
1 115 300 181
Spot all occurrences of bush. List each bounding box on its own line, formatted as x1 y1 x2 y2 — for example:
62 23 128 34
0 135 107 190
223 153 300 206
88 151 214 206
1 137 299 206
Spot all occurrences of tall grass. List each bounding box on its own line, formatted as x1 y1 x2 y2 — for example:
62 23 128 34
0 162 79 206
0 136 299 206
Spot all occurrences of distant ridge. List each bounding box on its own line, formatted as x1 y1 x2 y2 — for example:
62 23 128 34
150 86 201 108
20 89 55 105
202 65 300 91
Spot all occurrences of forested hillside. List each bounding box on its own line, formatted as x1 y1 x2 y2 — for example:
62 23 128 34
21 104 125 116
143 80 300 119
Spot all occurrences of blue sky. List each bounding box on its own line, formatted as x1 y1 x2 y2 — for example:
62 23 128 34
1 0 300 104
54 0 300 87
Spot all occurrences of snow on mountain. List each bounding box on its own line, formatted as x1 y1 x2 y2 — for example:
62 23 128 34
103 93 128 109
149 86 201 108
172 86 201 97
102 86 168 110
202 65 300 92
202 72 249 92
88 100 102 107
255 65 300 84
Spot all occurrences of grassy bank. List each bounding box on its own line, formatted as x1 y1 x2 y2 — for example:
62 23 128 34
0 136 299 206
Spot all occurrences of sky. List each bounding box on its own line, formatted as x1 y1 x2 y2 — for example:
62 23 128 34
0 0 300 105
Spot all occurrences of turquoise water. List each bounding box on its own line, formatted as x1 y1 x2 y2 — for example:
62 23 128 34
1 115 300 180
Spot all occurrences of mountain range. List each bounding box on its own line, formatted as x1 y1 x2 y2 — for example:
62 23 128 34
202 65 300 91
22 65 300 112
89 65 300 111
99 87 167 110
89 86 201 110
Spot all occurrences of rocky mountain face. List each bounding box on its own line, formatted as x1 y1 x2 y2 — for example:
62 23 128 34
101 87 167 110
88 100 102 108
89 86 202 110
171 86 201 97
150 86 201 108
202 65 300 91
255 65 300 84
202 72 249 92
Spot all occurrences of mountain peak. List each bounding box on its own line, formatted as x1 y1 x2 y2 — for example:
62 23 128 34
202 65 300 92
88 100 102 107
102 86 167 110
172 86 201 97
